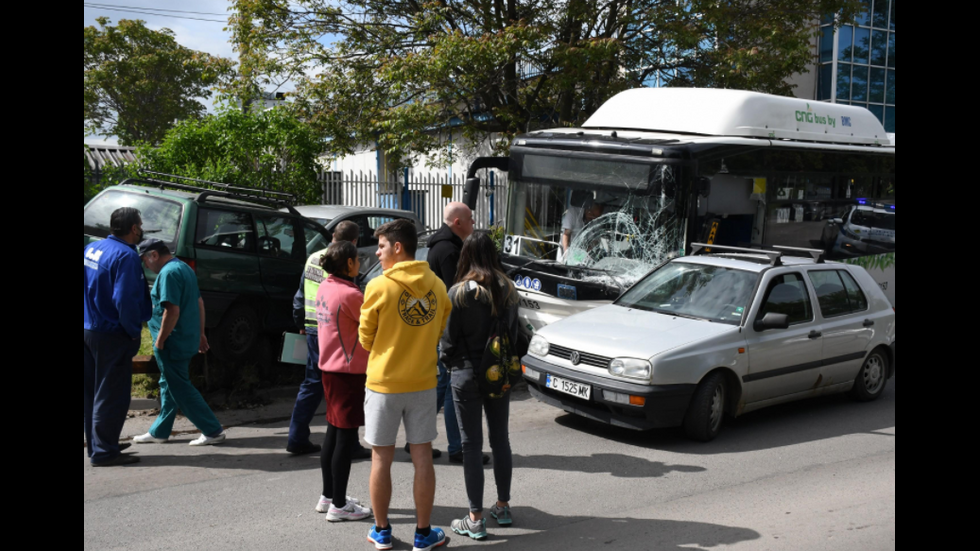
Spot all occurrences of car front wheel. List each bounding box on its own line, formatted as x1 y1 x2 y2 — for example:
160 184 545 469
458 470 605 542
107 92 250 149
683 372 727 442
851 349 889 402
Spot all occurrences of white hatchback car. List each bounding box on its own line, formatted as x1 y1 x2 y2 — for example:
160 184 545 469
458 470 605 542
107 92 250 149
521 244 896 441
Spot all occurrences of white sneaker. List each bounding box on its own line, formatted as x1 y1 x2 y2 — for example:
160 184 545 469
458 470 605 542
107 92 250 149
188 432 226 446
133 432 168 444
316 495 360 513
326 500 372 522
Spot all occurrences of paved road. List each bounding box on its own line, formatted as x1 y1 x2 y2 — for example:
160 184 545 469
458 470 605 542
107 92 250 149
84 380 896 550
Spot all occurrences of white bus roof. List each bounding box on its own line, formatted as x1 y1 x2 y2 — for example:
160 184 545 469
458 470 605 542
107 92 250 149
582 88 891 147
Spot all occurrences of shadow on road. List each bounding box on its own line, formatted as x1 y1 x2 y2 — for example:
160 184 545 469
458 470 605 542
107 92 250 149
383 505 759 550
512 453 705 478
552 382 896 455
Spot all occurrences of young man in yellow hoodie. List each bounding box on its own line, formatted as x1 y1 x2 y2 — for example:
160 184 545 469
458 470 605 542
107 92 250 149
359 219 451 551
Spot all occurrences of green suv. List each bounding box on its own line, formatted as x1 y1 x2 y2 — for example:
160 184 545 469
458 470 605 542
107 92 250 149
83 176 334 362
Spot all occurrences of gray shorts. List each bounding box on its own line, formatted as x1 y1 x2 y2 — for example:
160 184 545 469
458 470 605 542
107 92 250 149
364 387 438 447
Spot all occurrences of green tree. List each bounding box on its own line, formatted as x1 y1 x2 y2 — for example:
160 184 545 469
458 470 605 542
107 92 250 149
231 0 857 163
84 17 234 145
138 106 326 205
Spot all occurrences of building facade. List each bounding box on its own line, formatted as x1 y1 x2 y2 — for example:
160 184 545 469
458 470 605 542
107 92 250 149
813 0 895 132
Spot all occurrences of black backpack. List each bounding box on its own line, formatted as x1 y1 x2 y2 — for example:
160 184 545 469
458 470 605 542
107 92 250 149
474 316 522 399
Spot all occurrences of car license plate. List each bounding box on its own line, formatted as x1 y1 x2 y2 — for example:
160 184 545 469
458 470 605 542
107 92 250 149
546 374 591 400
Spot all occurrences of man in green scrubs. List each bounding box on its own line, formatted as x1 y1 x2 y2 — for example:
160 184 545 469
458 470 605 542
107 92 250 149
132 239 226 446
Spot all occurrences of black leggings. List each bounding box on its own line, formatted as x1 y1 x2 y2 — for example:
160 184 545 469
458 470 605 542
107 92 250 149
321 423 359 507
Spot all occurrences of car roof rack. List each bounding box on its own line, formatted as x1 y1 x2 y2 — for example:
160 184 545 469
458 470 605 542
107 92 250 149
124 171 300 215
690 243 825 267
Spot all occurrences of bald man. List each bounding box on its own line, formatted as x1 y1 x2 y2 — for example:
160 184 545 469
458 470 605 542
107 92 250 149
422 202 489 464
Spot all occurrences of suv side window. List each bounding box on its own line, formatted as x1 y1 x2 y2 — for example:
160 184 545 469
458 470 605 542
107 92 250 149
758 273 813 325
302 221 331 257
195 209 254 251
254 215 304 260
808 270 853 317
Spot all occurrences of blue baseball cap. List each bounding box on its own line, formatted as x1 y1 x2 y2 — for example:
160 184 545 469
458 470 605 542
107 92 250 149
138 238 169 257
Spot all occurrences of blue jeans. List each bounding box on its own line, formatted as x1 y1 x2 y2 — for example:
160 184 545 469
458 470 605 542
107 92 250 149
288 332 324 448
84 329 140 463
436 348 461 455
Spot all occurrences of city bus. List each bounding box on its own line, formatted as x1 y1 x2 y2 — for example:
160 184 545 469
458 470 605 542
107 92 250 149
462 88 895 338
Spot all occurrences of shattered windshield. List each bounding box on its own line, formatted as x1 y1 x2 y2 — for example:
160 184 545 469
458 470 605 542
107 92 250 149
506 161 685 286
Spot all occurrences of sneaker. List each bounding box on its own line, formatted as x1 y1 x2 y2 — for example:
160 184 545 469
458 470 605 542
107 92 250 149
367 525 393 550
286 442 321 455
189 432 226 446
351 446 373 461
451 515 487 540
133 432 168 444
327 501 372 522
404 443 442 458
448 451 491 465
316 495 361 513
490 504 512 526
413 527 446 551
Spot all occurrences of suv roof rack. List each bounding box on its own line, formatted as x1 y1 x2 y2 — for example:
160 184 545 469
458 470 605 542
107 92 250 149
689 243 825 267
125 171 300 214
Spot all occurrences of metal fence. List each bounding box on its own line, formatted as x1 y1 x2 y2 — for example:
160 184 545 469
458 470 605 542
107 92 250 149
318 170 509 231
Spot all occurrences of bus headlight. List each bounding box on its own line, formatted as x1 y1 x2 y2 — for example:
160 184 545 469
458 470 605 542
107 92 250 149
609 358 652 380
528 335 549 357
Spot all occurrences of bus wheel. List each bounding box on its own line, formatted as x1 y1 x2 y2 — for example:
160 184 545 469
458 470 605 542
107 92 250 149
683 372 727 442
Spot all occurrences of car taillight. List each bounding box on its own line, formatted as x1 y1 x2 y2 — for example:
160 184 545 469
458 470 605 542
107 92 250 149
178 257 196 272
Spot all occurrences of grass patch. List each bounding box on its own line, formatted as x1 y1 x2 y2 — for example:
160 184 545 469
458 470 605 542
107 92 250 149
133 325 159 398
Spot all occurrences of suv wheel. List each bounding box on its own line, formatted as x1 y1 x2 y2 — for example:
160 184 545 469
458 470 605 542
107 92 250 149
683 371 727 442
851 349 888 402
210 304 259 362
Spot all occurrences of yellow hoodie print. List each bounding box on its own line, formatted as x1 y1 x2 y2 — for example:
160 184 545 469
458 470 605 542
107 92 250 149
358 260 451 394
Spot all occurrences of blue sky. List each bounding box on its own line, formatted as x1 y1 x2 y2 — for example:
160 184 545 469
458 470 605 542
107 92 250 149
84 1 239 145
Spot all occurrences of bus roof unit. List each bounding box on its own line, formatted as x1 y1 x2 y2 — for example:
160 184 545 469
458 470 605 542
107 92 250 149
582 88 891 147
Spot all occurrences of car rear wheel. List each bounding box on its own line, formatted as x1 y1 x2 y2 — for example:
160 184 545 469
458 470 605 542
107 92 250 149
851 349 889 402
209 304 259 362
683 371 727 442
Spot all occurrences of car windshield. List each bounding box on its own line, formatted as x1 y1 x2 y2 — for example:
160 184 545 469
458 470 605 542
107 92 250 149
615 262 758 325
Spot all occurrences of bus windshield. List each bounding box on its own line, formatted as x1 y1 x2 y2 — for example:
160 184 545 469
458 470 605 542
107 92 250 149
505 163 685 286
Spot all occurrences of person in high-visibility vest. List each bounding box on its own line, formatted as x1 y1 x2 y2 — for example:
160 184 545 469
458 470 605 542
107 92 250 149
286 220 370 460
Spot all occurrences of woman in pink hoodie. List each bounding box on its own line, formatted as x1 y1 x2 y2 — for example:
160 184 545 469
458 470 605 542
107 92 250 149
314 241 371 522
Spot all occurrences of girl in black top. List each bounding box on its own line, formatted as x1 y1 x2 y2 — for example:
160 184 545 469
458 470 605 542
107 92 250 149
440 232 520 538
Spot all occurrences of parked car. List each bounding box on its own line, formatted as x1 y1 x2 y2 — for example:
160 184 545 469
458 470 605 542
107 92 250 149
821 203 896 256
291 205 425 274
83 176 335 363
521 244 896 441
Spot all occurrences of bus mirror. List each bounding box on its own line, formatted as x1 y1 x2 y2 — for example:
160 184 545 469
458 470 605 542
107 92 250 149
463 177 480 210
696 177 711 198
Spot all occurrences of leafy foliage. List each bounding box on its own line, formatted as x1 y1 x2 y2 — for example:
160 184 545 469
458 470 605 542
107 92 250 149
84 17 234 145
231 0 858 164
137 106 326 205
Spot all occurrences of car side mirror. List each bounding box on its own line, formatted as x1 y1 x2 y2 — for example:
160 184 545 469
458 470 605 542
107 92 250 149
831 218 843 224
754 312 790 331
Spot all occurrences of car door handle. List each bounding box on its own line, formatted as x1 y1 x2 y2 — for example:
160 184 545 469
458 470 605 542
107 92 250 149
863 319 875 327
808 330 822 339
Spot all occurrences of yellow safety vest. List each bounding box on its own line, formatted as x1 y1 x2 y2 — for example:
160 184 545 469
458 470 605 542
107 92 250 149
303 249 327 328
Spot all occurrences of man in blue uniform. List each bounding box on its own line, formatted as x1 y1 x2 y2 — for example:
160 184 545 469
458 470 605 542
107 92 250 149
83 207 152 466
132 239 226 446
